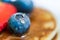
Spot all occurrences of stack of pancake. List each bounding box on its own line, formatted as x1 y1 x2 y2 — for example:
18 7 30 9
0 8 57 40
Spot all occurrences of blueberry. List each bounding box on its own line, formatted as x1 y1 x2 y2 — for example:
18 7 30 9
2 0 33 13
8 13 30 35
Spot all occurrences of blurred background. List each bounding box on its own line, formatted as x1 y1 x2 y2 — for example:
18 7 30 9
32 0 60 40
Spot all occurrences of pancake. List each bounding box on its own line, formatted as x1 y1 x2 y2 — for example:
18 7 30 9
24 8 57 40
0 8 57 40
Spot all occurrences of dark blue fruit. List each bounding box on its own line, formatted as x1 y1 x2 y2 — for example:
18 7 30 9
2 0 33 13
8 13 30 35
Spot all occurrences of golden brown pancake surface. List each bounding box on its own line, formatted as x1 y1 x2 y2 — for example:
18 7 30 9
24 8 56 40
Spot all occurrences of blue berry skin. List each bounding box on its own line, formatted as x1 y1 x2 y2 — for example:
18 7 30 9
8 13 30 35
2 0 33 13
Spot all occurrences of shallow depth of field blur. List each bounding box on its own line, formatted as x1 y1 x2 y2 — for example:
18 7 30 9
32 0 60 40
0 0 60 40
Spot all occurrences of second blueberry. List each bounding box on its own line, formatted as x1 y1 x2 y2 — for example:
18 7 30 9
2 0 33 13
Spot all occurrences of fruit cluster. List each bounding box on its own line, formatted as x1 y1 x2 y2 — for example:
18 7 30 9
0 0 33 35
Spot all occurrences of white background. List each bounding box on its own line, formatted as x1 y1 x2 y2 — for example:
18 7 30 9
32 0 60 40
